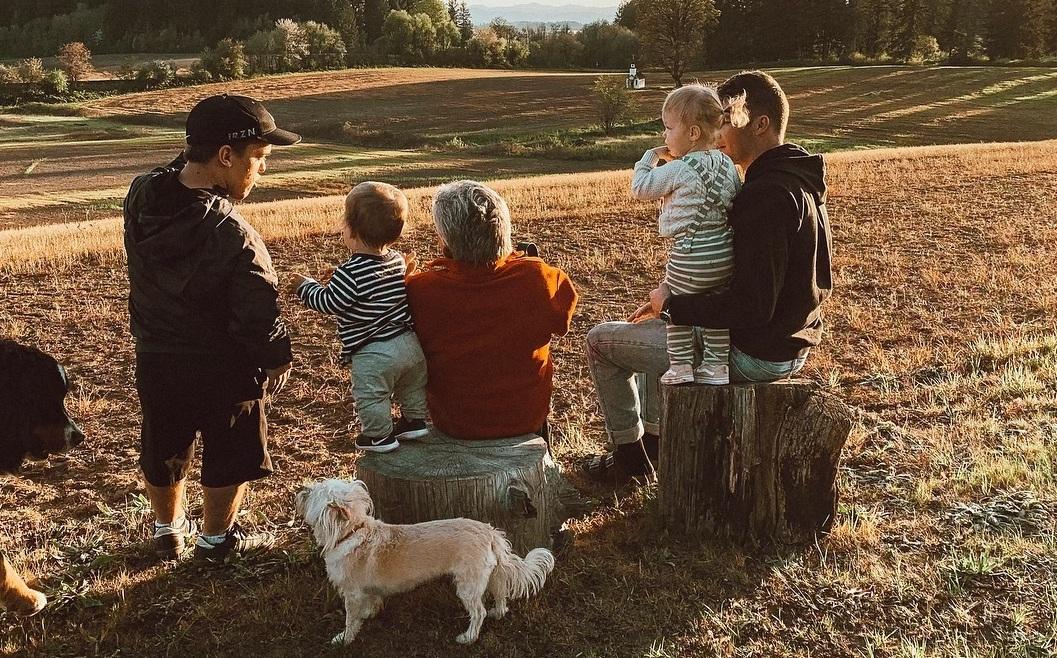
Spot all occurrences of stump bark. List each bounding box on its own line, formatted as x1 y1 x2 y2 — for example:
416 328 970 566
357 433 578 554
658 380 854 546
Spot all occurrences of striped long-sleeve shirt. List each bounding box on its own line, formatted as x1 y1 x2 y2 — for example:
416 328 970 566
296 250 412 362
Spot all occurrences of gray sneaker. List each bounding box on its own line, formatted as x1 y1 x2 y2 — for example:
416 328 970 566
153 517 199 561
193 522 275 563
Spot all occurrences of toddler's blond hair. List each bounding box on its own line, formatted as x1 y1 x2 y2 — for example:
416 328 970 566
661 84 725 148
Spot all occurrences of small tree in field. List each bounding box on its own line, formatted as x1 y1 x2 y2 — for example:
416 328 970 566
638 0 718 87
17 58 46 84
57 42 93 82
593 75 633 135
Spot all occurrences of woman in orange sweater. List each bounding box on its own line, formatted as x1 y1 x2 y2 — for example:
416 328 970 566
406 181 577 441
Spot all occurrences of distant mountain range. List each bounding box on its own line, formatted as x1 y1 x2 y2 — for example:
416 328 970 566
468 3 619 28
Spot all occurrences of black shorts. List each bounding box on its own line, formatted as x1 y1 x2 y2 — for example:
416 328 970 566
135 352 271 488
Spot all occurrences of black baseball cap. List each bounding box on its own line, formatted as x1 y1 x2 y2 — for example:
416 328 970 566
185 94 301 146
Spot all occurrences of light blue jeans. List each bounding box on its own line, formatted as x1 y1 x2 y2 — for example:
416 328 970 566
348 330 428 438
586 319 807 447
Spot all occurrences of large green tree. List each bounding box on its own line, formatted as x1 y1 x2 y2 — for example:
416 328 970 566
637 0 718 86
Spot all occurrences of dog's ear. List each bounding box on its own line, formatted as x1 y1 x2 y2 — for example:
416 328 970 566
316 500 352 552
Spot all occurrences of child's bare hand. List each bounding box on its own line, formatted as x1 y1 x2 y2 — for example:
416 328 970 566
652 146 673 161
289 272 310 290
404 253 418 277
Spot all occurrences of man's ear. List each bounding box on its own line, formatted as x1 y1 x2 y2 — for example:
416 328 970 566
754 115 771 136
216 144 234 168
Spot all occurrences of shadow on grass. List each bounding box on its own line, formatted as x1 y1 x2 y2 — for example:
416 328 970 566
2 472 802 657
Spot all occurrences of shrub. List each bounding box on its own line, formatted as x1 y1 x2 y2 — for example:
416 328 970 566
17 58 46 84
135 61 177 89
245 19 309 74
302 21 348 69
466 28 509 67
186 61 214 84
57 42 93 82
0 64 19 84
200 37 248 80
908 35 942 64
592 75 633 135
40 69 69 96
381 10 437 64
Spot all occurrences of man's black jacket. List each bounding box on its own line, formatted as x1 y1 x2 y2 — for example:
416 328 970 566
667 144 832 362
123 155 292 370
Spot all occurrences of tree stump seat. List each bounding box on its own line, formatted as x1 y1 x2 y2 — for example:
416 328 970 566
357 432 578 554
658 379 854 546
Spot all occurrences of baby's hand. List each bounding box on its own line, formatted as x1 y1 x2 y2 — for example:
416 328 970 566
404 252 418 277
651 146 673 162
289 272 310 290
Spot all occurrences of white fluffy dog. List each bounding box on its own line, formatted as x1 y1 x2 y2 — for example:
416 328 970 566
295 478 555 645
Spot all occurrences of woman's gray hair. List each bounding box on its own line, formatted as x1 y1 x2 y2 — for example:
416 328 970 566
432 180 513 266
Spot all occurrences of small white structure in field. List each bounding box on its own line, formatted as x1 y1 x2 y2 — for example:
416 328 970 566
626 63 646 90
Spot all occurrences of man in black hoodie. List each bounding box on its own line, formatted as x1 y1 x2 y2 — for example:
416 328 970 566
124 95 301 561
584 71 832 480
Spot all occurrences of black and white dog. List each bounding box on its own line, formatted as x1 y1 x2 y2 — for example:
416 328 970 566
0 338 84 616
0 339 84 474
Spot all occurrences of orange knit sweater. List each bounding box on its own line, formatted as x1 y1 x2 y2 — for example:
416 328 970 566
406 253 577 440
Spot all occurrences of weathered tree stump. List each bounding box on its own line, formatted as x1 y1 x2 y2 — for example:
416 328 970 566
658 380 854 546
357 433 579 554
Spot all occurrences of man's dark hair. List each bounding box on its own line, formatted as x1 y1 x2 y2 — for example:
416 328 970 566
184 139 264 164
718 70 788 140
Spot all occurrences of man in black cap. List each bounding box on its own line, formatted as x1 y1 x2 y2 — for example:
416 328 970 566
123 94 301 562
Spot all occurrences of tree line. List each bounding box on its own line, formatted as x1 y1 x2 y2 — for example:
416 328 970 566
1 0 1055 75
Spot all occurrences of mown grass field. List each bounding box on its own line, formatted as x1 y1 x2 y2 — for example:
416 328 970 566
1 65 1056 229
1 136 1056 657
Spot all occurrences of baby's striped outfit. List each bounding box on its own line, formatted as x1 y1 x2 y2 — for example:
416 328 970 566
631 149 741 372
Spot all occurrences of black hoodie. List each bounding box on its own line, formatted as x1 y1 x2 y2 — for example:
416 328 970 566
666 144 832 362
123 155 292 370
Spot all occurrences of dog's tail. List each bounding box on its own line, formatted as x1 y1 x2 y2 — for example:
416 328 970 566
489 530 555 600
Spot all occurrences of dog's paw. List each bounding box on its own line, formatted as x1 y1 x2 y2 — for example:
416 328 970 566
8 590 47 617
455 631 479 645
486 605 507 620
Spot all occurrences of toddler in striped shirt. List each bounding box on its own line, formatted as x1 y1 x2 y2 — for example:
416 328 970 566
293 182 428 452
631 84 742 385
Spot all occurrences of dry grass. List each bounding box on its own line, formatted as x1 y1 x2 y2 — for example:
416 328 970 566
2 138 1057 657
2 138 1054 273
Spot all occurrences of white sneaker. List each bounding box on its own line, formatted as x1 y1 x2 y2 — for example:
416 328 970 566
694 363 730 385
660 363 695 385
